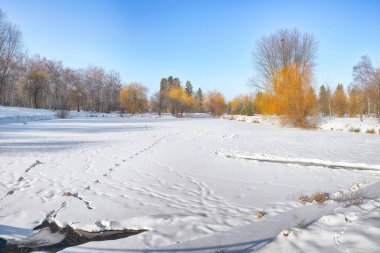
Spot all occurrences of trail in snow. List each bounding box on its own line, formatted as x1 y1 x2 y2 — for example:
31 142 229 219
216 151 380 171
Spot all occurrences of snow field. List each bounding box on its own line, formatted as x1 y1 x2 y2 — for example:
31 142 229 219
0 108 379 252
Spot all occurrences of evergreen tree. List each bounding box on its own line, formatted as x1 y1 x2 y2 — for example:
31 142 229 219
185 81 193 96
160 78 167 91
167 76 174 88
173 77 180 87
319 85 330 116
195 88 203 112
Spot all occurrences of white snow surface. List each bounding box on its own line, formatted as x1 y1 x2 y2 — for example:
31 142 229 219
319 116 380 134
0 107 380 252
223 114 380 134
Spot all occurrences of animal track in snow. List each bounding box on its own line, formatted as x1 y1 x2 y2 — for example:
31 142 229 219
35 135 167 224
25 160 43 172
0 160 44 201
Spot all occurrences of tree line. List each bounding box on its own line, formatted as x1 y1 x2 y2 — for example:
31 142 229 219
0 9 227 116
119 76 226 116
0 10 121 112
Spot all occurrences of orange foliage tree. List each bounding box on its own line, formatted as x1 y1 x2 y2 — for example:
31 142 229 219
205 91 226 116
269 65 317 127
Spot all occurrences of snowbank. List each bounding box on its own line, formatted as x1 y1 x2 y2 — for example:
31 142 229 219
0 106 186 124
0 106 56 123
223 114 380 134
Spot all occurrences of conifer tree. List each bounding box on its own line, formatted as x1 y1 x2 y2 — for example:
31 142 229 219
195 88 203 112
185 81 193 96
318 85 330 116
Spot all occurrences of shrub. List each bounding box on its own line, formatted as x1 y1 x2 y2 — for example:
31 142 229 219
365 128 375 134
333 190 365 207
56 110 70 119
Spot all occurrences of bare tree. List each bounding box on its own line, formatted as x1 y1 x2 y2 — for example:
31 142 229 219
352 56 379 116
102 70 121 112
0 9 22 104
376 69 380 117
2 53 26 106
65 68 84 112
252 28 317 92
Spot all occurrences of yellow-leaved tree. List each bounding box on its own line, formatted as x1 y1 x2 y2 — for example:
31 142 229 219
205 91 226 116
119 83 148 114
167 86 196 116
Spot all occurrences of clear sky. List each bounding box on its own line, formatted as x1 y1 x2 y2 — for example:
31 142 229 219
0 0 379 99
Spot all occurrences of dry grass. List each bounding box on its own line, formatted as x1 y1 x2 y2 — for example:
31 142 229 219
255 211 266 219
298 192 329 205
365 128 375 134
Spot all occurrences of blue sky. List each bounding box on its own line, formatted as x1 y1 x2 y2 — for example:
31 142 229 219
0 0 379 99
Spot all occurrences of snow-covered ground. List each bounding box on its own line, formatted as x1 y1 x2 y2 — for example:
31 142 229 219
1 107 380 252
223 114 380 134
319 116 380 134
0 106 145 124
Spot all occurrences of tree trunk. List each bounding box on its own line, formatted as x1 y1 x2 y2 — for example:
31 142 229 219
34 90 39 108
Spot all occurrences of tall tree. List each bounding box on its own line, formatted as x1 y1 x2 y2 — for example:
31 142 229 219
0 9 22 105
352 56 379 116
253 28 317 90
252 28 318 127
